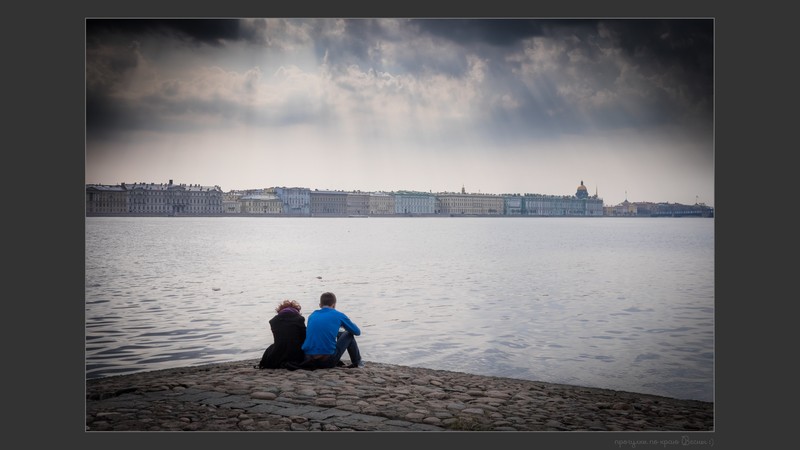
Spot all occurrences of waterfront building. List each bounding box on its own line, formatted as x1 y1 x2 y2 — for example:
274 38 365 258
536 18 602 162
503 195 523 216
394 191 436 215
131 181 223 216
309 190 348 216
222 191 242 214
608 198 637 216
521 194 603 216
274 187 311 216
239 193 283 215
583 199 604 216
87 180 223 216
521 194 569 216
346 192 370 216
572 181 603 216
437 186 504 216
629 202 655 217
633 201 714 217
369 192 395 215
88 178 709 218
86 184 129 215
518 181 603 216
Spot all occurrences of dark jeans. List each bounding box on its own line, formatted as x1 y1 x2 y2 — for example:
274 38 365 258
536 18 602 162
300 330 361 369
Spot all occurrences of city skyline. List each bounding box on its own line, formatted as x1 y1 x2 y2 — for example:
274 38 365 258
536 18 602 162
90 178 708 208
86 18 714 207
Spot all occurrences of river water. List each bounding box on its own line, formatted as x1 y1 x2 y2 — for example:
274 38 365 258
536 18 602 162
85 216 714 401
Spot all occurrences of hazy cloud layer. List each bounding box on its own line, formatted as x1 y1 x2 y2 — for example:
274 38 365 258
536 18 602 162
86 18 713 206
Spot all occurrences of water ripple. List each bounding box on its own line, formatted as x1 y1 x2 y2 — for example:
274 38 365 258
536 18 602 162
85 216 714 401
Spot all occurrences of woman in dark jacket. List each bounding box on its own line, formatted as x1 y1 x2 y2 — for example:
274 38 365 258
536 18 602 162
256 299 306 369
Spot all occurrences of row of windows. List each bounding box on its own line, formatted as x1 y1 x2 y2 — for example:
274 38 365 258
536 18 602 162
130 191 219 196
125 206 224 212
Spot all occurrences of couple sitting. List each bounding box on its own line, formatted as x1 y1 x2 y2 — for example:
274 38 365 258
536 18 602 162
256 291 364 370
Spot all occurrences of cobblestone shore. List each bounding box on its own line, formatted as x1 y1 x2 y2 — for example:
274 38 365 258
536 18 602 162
86 359 713 432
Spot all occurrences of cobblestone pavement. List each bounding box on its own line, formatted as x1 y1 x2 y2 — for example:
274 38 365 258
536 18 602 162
86 359 713 432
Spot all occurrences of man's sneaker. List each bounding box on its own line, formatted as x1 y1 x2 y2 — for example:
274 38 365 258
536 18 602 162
347 361 365 368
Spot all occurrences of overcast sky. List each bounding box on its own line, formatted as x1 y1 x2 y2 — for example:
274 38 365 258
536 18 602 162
86 18 713 206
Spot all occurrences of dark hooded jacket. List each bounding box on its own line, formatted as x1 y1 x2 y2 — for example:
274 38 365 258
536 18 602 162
257 310 306 369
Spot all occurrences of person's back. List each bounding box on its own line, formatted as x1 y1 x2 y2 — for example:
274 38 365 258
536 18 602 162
256 300 306 369
297 292 363 369
302 304 360 355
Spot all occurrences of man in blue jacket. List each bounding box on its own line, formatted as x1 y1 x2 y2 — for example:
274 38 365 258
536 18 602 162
295 291 364 370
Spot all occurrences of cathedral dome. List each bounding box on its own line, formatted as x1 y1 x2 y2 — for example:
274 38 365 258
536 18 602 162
575 180 589 199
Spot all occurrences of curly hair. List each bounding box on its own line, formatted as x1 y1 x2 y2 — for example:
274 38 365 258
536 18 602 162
275 299 302 313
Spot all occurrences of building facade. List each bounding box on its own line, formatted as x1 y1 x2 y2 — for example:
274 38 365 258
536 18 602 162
274 187 311 216
368 192 395 215
86 180 223 216
437 187 504 216
87 179 710 218
394 191 436 215
309 190 348 216
346 192 370 216
85 184 129 215
503 195 523 216
239 194 283 215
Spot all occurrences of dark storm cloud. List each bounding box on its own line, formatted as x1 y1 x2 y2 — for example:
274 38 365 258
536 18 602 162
304 19 472 77
86 19 249 137
414 18 554 46
498 19 712 138
85 18 713 142
332 18 713 140
86 91 124 138
610 19 713 110
541 19 712 116
86 18 254 47
86 90 191 137
612 19 713 69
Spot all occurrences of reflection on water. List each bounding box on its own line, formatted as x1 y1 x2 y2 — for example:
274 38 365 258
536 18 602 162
86 216 714 401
